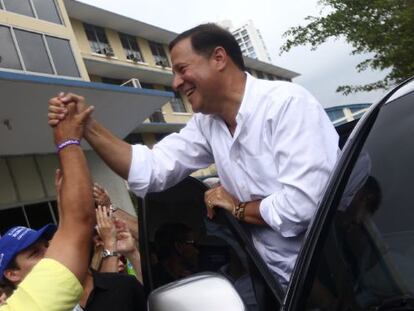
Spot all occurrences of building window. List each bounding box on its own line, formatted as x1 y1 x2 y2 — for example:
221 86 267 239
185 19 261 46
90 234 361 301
2 0 62 24
101 77 124 85
14 29 54 74
119 33 144 63
149 41 170 67
256 71 264 79
46 36 80 77
84 23 113 56
32 0 62 24
165 86 187 113
0 26 80 77
0 26 22 70
2 0 34 18
0 200 58 234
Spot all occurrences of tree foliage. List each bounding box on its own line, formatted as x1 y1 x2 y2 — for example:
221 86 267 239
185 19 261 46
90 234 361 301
281 0 414 95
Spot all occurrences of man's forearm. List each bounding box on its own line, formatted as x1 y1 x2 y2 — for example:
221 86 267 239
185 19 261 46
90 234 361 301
85 119 132 180
60 145 94 223
242 200 267 226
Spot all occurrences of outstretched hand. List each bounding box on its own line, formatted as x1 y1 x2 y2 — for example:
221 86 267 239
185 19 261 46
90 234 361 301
48 92 93 129
52 98 94 145
93 183 112 207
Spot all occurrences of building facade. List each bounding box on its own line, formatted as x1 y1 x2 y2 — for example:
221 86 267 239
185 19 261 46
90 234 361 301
220 19 272 63
0 0 299 233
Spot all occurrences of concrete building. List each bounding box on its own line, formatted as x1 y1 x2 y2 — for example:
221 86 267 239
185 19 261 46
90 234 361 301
0 0 299 232
220 19 272 63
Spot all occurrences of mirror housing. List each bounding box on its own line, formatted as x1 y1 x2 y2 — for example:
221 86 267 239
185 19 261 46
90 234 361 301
148 272 246 311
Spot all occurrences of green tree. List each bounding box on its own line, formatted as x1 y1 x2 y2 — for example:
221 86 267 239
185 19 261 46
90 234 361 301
281 0 414 95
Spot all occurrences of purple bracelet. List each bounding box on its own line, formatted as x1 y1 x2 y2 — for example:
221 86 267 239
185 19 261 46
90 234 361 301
56 139 80 152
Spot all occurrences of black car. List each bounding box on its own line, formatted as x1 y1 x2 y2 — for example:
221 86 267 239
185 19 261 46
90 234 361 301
137 76 414 311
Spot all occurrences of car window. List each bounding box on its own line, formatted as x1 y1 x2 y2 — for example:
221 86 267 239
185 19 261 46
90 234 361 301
303 91 414 310
138 177 279 311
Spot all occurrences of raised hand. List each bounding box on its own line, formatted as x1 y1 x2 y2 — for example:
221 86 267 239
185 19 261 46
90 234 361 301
115 219 136 256
48 92 93 128
95 205 117 251
93 183 112 207
52 99 94 145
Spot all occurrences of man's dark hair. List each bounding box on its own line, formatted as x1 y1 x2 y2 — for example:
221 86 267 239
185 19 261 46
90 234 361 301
169 23 246 71
154 223 192 261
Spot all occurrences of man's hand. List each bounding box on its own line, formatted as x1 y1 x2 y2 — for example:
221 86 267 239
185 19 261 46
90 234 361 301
48 93 93 128
204 186 240 219
95 205 117 251
52 99 94 145
115 219 137 256
93 183 112 207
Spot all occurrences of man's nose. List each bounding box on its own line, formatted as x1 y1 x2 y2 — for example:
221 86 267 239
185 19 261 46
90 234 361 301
172 74 184 91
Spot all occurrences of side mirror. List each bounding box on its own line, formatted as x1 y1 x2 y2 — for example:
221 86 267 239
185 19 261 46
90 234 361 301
148 272 246 311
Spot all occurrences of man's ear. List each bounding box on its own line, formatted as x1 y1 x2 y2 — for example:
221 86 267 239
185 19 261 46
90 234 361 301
3 269 22 284
211 46 227 71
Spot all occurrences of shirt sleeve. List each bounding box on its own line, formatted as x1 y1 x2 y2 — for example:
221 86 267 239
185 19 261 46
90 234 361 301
259 85 339 237
127 115 214 197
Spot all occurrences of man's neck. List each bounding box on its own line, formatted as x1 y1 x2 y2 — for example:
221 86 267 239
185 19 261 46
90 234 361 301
216 71 247 134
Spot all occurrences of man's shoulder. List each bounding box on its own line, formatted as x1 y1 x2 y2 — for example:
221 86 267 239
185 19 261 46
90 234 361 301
254 78 314 101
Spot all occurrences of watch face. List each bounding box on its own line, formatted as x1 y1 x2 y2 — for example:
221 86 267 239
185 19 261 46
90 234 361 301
102 250 110 258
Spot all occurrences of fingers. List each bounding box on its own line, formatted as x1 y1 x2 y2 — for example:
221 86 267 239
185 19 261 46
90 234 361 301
78 105 94 123
60 92 85 104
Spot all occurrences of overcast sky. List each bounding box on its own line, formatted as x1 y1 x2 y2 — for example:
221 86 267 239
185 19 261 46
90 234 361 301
80 0 388 108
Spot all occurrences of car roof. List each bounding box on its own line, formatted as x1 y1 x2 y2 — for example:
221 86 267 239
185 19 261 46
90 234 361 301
385 76 414 104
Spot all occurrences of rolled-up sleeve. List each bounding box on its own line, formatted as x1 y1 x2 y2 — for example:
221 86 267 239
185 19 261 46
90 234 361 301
259 87 339 237
127 115 214 198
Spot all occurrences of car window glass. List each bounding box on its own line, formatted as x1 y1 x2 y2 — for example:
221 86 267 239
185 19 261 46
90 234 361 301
141 177 263 311
304 92 414 310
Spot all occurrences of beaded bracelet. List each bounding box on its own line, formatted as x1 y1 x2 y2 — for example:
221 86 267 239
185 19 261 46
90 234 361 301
56 139 80 153
233 202 247 221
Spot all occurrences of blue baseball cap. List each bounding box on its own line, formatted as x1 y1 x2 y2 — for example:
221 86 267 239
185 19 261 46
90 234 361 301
0 224 56 280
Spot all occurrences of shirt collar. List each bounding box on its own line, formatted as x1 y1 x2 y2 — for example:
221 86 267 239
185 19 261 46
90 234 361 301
235 72 255 124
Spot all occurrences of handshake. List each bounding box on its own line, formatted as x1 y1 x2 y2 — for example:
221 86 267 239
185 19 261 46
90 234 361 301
48 92 94 149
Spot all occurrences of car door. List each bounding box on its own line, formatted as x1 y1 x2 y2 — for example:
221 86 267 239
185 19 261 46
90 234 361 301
283 77 414 310
137 176 285 310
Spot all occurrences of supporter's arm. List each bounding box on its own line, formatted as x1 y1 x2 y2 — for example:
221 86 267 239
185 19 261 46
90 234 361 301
45 101 95 283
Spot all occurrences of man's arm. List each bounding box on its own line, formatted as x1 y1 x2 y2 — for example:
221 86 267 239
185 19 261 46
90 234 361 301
48 93 131 179
45 101 95 283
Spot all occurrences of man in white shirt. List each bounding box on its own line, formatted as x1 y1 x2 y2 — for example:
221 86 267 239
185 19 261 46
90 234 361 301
48 23 338 287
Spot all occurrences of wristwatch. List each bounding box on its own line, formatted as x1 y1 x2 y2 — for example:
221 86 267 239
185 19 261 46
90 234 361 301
102 249 120 259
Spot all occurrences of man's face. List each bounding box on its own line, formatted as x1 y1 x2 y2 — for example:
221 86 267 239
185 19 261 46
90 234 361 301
180 234 199 269
8 239 49 283
171 38 220 114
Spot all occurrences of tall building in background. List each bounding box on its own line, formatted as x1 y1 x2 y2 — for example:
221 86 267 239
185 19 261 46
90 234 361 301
220 19 272 63
0 0 299 231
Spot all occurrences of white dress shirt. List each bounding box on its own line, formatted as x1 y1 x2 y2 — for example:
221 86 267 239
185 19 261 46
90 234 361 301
128 73 339 286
